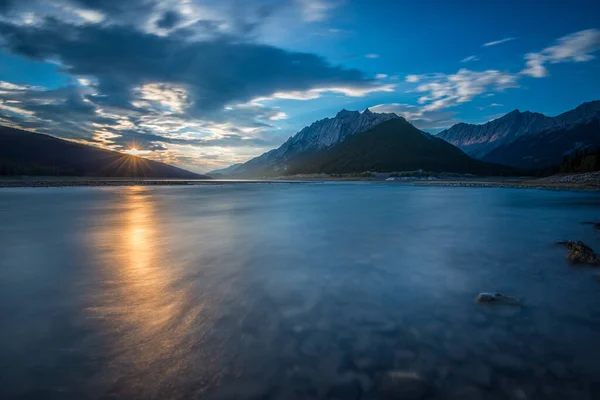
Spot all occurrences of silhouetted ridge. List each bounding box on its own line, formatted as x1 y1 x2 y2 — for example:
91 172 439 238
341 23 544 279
0 126 207 178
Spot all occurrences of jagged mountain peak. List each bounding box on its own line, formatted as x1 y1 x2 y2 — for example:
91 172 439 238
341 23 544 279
225 108 400 176
335 109 360 118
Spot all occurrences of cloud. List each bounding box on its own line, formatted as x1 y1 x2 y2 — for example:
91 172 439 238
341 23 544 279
297 0 336 22
405 74 421 83
249 84 395 103
521 29 600 78
477 103 504 111
482 37 516 47
369 103 459 131
72 8 105 23
0 18 388 113
365 53 379 59
412 69 518 111
0 0 293 39
375 73 388 79
269 111 288 120
461 55 479 63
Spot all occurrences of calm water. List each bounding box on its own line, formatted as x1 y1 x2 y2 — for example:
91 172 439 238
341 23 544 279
1 183 600 400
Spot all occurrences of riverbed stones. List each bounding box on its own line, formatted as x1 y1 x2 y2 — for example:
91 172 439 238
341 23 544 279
548 361 568 379
556 240 600 265
394 349 418 363
380 371 430 400
489 354 528 373
454 361 492 387
445 384 489 400
327 376 362 400
443 342 468 362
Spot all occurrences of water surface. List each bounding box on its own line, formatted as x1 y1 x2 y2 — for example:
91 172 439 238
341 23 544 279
1 183 599 399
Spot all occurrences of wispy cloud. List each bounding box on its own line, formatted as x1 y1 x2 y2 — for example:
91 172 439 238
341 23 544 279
477 103 504 110
297 0 337 22
411 69 519 112
461 55 479 63
250 84 395 103
375 73 388 79
483 37 516 47
522 29 600 78
402 28 600 116
365 53 380 59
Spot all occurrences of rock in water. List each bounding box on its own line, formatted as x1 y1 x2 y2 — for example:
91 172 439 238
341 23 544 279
582 221 600 230
475 292 520 305
556 240 600 265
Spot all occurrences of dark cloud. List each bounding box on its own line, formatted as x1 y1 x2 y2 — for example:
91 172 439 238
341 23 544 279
0 18 377 115
156 11 180 29
70 0 155 15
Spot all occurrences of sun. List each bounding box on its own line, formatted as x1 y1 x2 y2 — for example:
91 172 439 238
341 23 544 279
124 147 152 156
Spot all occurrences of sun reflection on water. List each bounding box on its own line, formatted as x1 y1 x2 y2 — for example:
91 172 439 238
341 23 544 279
87 186 203 395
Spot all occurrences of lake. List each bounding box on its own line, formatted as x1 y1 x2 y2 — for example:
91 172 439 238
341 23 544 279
1 183 599 399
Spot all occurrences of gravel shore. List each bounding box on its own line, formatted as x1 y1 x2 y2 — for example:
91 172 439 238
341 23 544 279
2 172 599 190
414 173 600 191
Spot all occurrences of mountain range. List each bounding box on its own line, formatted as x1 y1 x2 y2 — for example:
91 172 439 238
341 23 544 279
215 109 517 177
0 126 207 179
213 100 600 177
437 101 600 168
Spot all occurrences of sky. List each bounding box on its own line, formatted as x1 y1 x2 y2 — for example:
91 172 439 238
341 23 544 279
0 0 599 173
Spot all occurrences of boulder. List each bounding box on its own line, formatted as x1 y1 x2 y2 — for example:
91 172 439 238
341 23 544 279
556 240 600 265
475 292 520 305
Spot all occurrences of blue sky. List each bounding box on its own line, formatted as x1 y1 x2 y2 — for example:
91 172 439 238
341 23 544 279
0 0 599 172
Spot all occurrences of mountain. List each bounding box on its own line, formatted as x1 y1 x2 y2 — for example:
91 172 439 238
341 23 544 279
0 126 208 178
207 163 243 177
482 119 600 169
437 101 600 158
284 118 517 175
230 108 398 177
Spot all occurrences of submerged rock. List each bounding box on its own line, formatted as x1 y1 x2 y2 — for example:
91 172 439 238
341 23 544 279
475 292 520 305
556 240 600 265
582 221 600 230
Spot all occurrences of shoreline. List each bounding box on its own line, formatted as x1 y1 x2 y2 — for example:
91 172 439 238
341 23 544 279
0 178 318 188
413 180 600 192
1 174 599 191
